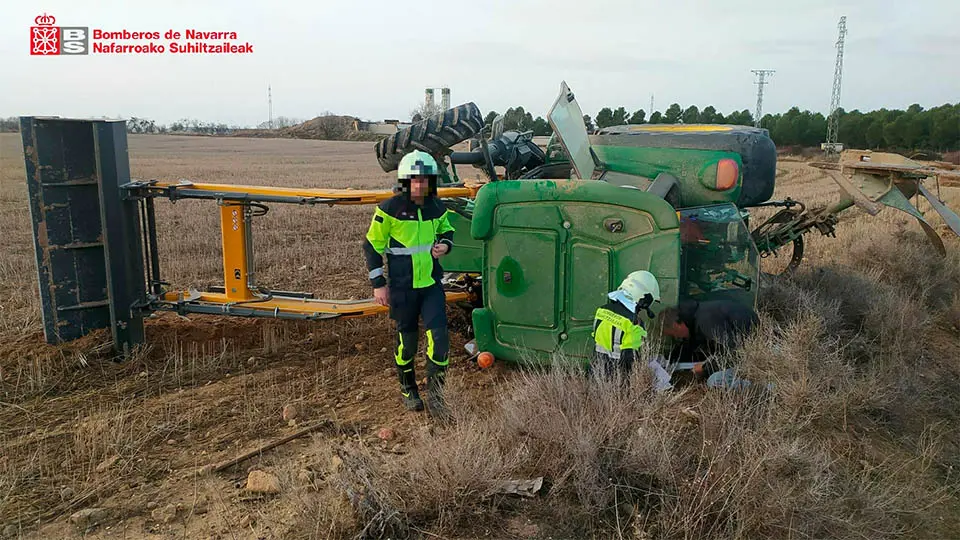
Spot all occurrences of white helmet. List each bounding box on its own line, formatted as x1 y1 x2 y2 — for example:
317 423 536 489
618 270 661 306
398 150 438 180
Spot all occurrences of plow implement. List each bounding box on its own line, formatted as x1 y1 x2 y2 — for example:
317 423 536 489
20 117 476 354
751 150 960 273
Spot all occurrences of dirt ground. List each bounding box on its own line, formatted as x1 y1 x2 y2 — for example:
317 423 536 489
1 134 958 539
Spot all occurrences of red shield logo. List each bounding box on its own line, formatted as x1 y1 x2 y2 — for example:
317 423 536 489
31 13 60 55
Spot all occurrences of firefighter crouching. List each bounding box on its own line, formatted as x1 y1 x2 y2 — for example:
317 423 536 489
592 271 662 379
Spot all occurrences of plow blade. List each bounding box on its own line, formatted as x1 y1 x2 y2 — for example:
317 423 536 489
876 183 946 256
917 183 960 237
813 150 960 256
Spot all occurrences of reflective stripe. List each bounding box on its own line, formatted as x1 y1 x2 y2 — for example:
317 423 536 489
396 334 412 366
612 328 623 355
426 329 449 366
385 244 433 255
369 267 384 279
595 344 622 360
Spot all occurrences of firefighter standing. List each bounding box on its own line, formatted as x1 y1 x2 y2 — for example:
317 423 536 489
363 150 456 418
592 271 662 378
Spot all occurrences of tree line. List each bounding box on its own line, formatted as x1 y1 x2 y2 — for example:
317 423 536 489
482 102 959 153
0 116 241 135
2 102 956 152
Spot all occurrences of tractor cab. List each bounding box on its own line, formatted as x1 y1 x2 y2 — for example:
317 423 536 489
440 82 766 365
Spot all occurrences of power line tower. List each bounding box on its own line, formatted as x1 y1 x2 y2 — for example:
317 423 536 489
824 16 847 154
751 69 775 128
268 84 273 130
649 94 654 116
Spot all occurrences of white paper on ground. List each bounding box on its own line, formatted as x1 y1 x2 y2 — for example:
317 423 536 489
647 357 673 391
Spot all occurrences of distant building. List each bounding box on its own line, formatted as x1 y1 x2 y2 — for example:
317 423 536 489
353 119 401 135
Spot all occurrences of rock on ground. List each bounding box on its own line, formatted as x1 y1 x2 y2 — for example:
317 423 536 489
245 470 281 494
151 503 180 524
70 508 108 529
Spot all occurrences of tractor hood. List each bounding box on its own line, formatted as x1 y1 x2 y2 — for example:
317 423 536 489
547 81 599 179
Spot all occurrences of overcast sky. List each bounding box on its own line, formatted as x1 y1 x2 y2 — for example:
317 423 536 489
2 0 958 127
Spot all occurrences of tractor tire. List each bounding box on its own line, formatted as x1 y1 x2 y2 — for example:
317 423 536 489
375 103 484 173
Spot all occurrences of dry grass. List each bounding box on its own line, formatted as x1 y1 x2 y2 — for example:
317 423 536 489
322 226 960 538
300 167 960 538
0 133 958 539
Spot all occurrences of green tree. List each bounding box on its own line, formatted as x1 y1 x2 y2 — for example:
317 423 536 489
681 105 700 124
930 107 959 150
503 107 534 131
760 113 776 130
725 109 754 127
648 111 663 124
699 106 718 123
865 119 884 148
531 116 551 136
802 112 827 147
664 103 682 123
483 111 499 126
904 114 928 149
884 115 910 148
628 109 646 124
583 114 595 131
838 111 864 149
595 107 614 128
772 108 801 145
612 107 628 125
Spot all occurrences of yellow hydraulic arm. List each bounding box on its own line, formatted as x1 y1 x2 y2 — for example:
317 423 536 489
131 179 481 321
146 180 479 205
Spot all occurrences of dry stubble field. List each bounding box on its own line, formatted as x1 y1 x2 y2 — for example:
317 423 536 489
1 133 959 539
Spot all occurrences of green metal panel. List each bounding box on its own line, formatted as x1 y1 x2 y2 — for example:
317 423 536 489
438 211 483 273
470 180 680 366
487 229 558 327
592 145 743 207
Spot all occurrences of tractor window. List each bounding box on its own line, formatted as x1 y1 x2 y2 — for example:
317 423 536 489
677 204 759 308
547 81 596 180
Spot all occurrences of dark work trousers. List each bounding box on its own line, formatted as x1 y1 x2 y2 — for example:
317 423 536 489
389 282 450 390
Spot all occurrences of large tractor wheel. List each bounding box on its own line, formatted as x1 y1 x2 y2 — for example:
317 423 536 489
375 103 484 173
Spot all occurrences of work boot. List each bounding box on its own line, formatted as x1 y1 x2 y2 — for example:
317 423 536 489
398 366 423 411
425 364 450 422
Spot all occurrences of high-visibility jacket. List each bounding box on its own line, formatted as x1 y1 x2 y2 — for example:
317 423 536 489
363 193 455 290
592 300 647 368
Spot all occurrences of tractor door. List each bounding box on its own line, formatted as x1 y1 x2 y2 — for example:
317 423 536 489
678 203 760 309
470 180 680 366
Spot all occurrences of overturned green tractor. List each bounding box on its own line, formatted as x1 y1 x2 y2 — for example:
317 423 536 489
373 81 960 366
19 82 960 366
